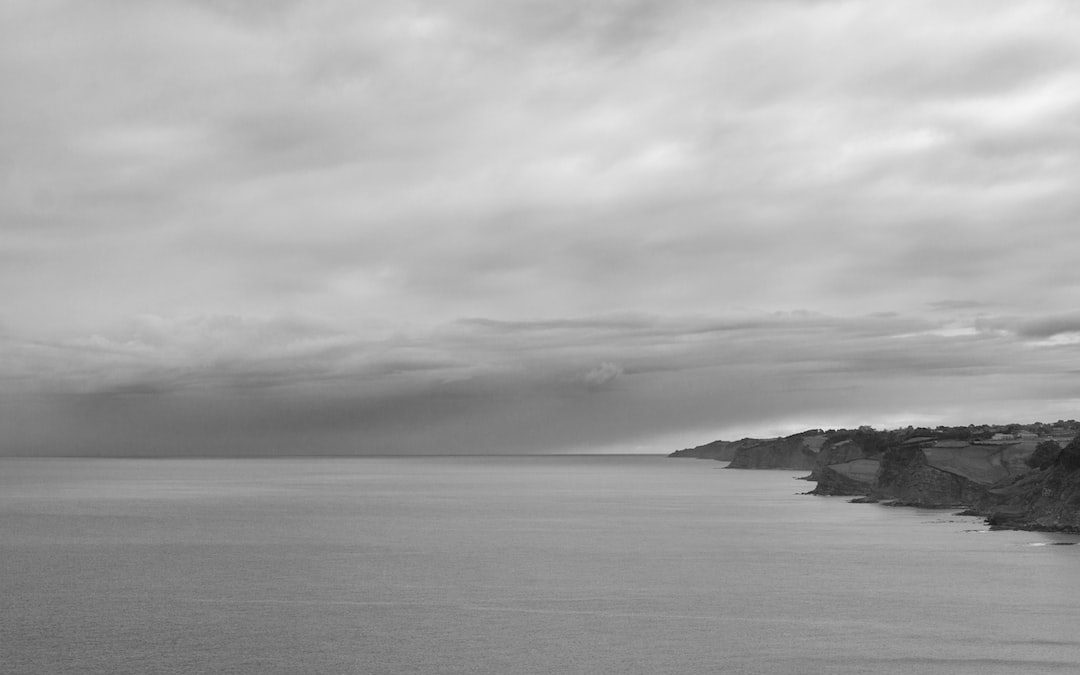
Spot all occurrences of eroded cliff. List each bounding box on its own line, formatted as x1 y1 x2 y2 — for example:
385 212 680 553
977 437 1080 531
725 431 825 470
668 431 825 468
668 439 736 461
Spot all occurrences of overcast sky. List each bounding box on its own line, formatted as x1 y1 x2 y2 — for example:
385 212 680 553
3 0 1080 455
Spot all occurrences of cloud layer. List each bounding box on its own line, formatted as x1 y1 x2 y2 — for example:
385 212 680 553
3 0 1080 454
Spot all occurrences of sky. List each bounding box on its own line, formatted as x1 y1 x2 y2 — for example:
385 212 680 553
3 0 1080 456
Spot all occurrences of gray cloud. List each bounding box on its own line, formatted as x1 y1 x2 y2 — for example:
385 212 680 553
1019 314 1080 339
581 362 624 389
3 310 1076 455
3 0 1080 454
928 300 987 312
980 312 1080 340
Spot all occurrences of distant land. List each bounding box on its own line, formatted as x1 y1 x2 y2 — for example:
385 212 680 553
670 421 1080 532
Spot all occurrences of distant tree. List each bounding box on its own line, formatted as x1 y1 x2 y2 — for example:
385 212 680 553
1027 441 1061 470
936 426 972 441
1059 436 1080 471
850 426 896 457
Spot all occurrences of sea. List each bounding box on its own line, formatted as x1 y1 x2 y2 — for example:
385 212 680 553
3 455 1080 674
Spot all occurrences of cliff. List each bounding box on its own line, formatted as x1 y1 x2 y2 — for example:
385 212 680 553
804 430 893 481
805 439 872 480
671 422 1080 531
812 458 880 496
866 440 1041 507
811 434 1080 530
668 433 824 465
726 431 825 470
976 436 1080 531
668 439 736 460
804 427 901 492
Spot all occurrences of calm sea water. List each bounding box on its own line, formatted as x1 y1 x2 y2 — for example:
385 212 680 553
3 455 1080 674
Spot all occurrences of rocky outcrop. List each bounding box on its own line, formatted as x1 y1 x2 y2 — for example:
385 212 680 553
871 441 1032 507
811 458 880 496
804 433 889 480
880 451 984 507
808 440 869 476
804 428 907 493
726 431 825 470
975 436 1080 531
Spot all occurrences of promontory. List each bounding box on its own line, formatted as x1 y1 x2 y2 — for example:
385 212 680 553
670 421 1080 532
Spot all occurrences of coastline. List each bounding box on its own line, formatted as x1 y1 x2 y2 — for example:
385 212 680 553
671 424 1080 533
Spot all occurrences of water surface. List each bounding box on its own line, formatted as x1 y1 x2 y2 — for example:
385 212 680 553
3 456 1079 674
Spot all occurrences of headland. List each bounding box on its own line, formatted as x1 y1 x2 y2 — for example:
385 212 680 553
670 421 1080 532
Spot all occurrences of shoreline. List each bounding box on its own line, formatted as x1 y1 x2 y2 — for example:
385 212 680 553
671 425 1080 533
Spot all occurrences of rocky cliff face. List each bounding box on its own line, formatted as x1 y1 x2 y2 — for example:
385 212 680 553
668 439 736 460
976 436 1080 531
811 458 880 496
807 440 868 478
669 432 825 467
811 435 1080 531
874 442 1030 506
726 432 824 470
878 451 984 507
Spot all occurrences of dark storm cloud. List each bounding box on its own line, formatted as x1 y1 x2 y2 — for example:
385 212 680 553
1019 314 1080 340
981 312 1080 341
3 310 1074 455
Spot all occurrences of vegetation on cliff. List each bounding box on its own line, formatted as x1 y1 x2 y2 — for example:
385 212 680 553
979 434 1080 531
